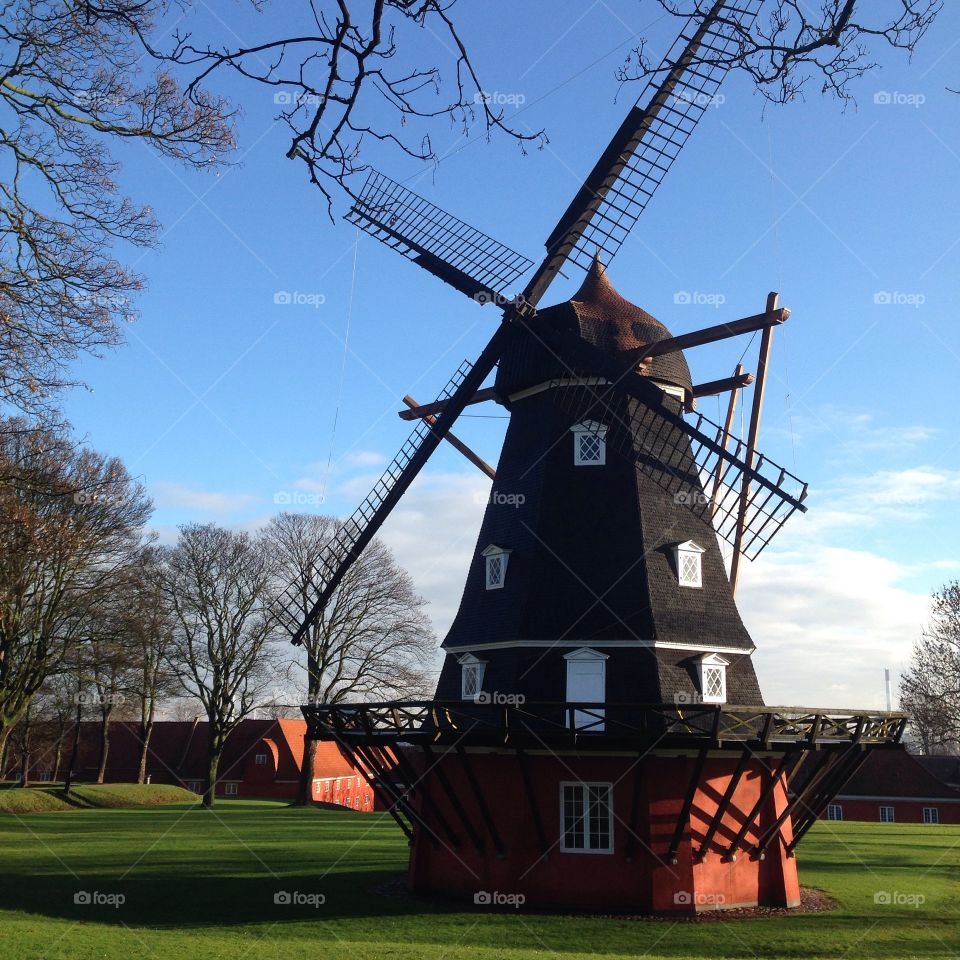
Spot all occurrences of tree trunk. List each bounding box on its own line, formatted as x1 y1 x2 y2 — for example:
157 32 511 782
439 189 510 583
52 724 65 783
204 731 222 809
297 735 319 806
0 727 11 780
17 702 32 788
96 707 112 784
136 702 156 785
63 699 83 798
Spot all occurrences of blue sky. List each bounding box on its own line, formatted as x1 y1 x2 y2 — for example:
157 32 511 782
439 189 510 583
63 1 960 707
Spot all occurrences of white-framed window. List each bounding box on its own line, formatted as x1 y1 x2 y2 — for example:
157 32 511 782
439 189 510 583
923 807 939 824
254 752 268 766
560 782 613 853
564 648 607 731
827 804 844 821
481 544 512 590
879 805 895 823
187 781 203 794
40 771 53 782
673 540 705 589
697 653 729 704
224 782 239 796
570 421 608 466
459 654 487 700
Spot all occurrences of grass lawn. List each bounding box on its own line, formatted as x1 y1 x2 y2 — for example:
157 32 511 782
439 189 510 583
0 783 197 813
0 800 957 959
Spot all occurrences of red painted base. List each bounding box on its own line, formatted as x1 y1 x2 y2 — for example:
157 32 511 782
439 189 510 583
407 751 800 914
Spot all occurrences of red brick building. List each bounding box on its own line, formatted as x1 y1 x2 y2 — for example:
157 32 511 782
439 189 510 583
817 750 960 826
5 718 378 810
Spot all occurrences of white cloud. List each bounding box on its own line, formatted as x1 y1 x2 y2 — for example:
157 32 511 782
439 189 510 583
774 405 938 455
151 482 255 513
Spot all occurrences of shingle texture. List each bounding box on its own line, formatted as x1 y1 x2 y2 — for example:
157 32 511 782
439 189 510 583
436 263 763 707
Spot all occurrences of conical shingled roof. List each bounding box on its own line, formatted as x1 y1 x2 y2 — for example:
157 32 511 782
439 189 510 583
569 255 692 398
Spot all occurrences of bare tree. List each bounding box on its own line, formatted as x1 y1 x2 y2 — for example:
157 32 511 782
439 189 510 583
121 547 177 784
619 1 940 105
162 523 280 808
0 1 234 416
147 1 546 213
900 581 960 752
265 512 434 804
0 417 151 765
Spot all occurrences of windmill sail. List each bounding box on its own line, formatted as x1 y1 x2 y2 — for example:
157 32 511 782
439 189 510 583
346 170 534 302
534 0 763 289
533 328 807 559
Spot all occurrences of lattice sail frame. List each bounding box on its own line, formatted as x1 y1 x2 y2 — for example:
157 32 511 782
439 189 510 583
276 359 477 639
346 170 534 301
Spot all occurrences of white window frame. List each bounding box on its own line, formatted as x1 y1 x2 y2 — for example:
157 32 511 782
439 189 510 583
224 782 239 797
254 752 268 766
564 647 607 731
459 654 487 700
674 540 705 589
481 544 511 591
879 805 895 823
923 806 939 824
827 803 844 821
697 653 729 704
187 781 203 794
560 782 614 854
570 420 608 466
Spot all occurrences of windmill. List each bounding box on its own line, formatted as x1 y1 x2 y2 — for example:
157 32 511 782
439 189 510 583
285 1 906 915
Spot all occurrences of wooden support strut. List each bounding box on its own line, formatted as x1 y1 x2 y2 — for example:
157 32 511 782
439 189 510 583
516 748 550 862
455 745 506 858
695 747 752 861
421 744 485 855
710 362 745 520
387 742 461 851
729 292 779 594
399 387 498 421
723 748 799 862
401 396 496 480
665 742 713 865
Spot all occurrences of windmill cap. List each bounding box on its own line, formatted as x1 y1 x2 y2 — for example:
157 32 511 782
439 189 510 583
568 254 692 398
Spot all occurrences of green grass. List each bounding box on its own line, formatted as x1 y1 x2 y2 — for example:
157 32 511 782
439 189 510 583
0 803 956 959
0 783 197 814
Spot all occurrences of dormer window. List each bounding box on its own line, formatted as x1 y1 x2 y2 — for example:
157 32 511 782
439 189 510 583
673 540 705 588
571 421 607 466
697 653 729 704
482 544 511 590
459 654 486 699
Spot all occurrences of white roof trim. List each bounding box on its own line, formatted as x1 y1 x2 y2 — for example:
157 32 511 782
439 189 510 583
457 653 486 665
675 540 706 553
699 652 731 666
570 420 607 434
562 647 610 661
442 638 755 655
481 543 512 557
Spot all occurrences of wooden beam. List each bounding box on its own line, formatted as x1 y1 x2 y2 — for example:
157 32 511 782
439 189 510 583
692 370 754 398
398 387 497 421
401 396 496 481
729 294 778 595
710 363 744 521
634 305 788 363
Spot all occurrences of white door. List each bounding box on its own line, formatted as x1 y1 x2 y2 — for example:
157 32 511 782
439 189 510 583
566 657 605 731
